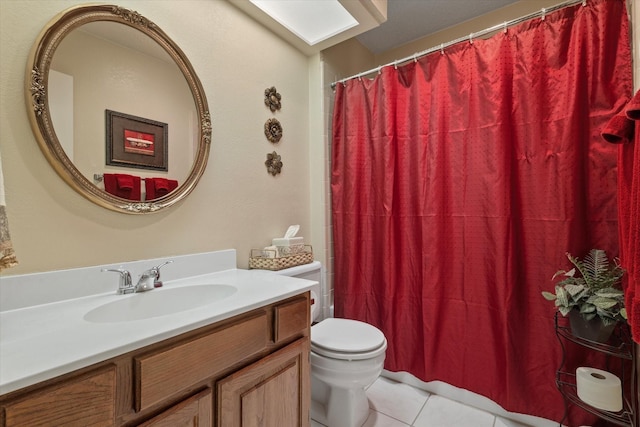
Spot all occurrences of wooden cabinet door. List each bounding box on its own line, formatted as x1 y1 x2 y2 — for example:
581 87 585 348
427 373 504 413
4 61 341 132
137 389 212 427
217 338 310 427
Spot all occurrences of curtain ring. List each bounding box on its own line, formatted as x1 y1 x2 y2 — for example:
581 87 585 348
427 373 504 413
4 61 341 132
503 22 508 34
582 0 586 6
394 61 398 70
541 8 546 21
413 54 418 63
469 33 473 44
440 43 445 55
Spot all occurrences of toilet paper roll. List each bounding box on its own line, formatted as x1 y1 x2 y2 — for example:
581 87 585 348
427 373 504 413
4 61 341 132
576 367 622 412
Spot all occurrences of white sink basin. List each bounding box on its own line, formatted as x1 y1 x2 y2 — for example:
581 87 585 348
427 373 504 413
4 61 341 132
83 284 237 323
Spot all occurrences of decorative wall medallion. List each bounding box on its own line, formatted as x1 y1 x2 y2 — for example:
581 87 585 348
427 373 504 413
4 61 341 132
264 118 283 143
265 151 282 176
264 86 281 111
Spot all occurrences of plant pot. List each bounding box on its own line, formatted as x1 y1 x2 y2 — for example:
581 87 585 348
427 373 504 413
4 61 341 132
568 310 616 343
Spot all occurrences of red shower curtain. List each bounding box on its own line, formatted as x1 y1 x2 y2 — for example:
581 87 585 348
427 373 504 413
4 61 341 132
602 91 640 343
331 0 631 424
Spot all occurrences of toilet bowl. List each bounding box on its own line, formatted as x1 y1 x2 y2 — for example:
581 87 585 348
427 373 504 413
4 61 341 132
310 318 387 427
272 263 387 427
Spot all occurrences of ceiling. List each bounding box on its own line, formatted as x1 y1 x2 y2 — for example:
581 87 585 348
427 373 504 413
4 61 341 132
356 0 521 54
229 0 525 56
228 0 387 55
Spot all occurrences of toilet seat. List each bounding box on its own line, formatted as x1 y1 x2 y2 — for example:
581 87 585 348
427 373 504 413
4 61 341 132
311 318 387 361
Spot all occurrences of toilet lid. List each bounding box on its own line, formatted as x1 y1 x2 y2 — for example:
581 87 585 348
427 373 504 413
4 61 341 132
311 318 386 355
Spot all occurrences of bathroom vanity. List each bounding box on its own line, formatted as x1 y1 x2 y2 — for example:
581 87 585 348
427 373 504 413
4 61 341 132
0 250 313 426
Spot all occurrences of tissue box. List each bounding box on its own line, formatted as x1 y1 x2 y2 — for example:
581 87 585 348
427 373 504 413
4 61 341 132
272 237 305 255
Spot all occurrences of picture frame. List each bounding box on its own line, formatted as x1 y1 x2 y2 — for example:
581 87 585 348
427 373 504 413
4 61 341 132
105 110 168 171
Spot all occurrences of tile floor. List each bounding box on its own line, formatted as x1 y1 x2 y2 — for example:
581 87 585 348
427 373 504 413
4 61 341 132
311 377 535 427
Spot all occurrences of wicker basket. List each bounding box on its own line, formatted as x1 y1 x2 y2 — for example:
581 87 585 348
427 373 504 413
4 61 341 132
249 245 313 271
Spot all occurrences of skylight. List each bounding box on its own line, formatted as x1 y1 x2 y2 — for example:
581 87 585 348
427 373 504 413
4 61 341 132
249 0 359 46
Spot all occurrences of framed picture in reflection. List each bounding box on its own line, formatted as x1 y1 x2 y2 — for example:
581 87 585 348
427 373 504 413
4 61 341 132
106 110 168 171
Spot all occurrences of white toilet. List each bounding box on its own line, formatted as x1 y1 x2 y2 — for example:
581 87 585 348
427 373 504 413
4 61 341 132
273 262 387 427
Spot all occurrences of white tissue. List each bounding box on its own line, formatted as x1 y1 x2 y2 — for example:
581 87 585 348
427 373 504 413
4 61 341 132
284 225 300 238
576 367 622 412
262 246 279 258
272 225 305 255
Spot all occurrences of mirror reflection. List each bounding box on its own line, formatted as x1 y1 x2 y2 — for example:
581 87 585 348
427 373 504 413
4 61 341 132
48 21 197 201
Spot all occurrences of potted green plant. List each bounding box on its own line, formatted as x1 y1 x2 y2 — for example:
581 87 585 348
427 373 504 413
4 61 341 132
542 249 626 343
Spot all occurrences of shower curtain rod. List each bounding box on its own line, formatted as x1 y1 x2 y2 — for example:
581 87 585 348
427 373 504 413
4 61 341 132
330 0 587 89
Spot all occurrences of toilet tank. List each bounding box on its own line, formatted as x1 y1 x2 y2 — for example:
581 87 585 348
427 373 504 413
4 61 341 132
271 261 324 323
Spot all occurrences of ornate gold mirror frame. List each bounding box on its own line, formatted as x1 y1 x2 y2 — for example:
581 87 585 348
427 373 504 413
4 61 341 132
26 4 211 214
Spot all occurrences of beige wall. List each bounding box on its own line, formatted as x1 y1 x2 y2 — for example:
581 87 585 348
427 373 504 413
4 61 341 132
0 0 312 274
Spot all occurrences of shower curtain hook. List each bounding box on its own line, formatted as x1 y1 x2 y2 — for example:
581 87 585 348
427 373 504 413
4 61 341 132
394 60 398 70
469 33 473 44
541 8 546 21
413 54 418 63
503 22 508 34
582 0 586 6
440 43 444 55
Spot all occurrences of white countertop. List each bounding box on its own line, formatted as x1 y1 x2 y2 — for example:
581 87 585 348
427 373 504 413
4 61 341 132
0 268 314 395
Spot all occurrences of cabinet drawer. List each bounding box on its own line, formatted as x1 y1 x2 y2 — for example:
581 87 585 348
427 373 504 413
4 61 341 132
274 295 309 344
3 365 116 427
135 312 268 412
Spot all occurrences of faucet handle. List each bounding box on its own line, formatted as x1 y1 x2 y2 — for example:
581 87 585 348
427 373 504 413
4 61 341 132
153 260 173 274
101 268 133 294
150 260 173 288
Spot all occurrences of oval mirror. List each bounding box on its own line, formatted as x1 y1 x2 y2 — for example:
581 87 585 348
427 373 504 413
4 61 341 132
26 5 211 214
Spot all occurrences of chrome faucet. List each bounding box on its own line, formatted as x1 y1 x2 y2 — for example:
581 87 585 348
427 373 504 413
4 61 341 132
135 261 173 292
102 260 173 295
